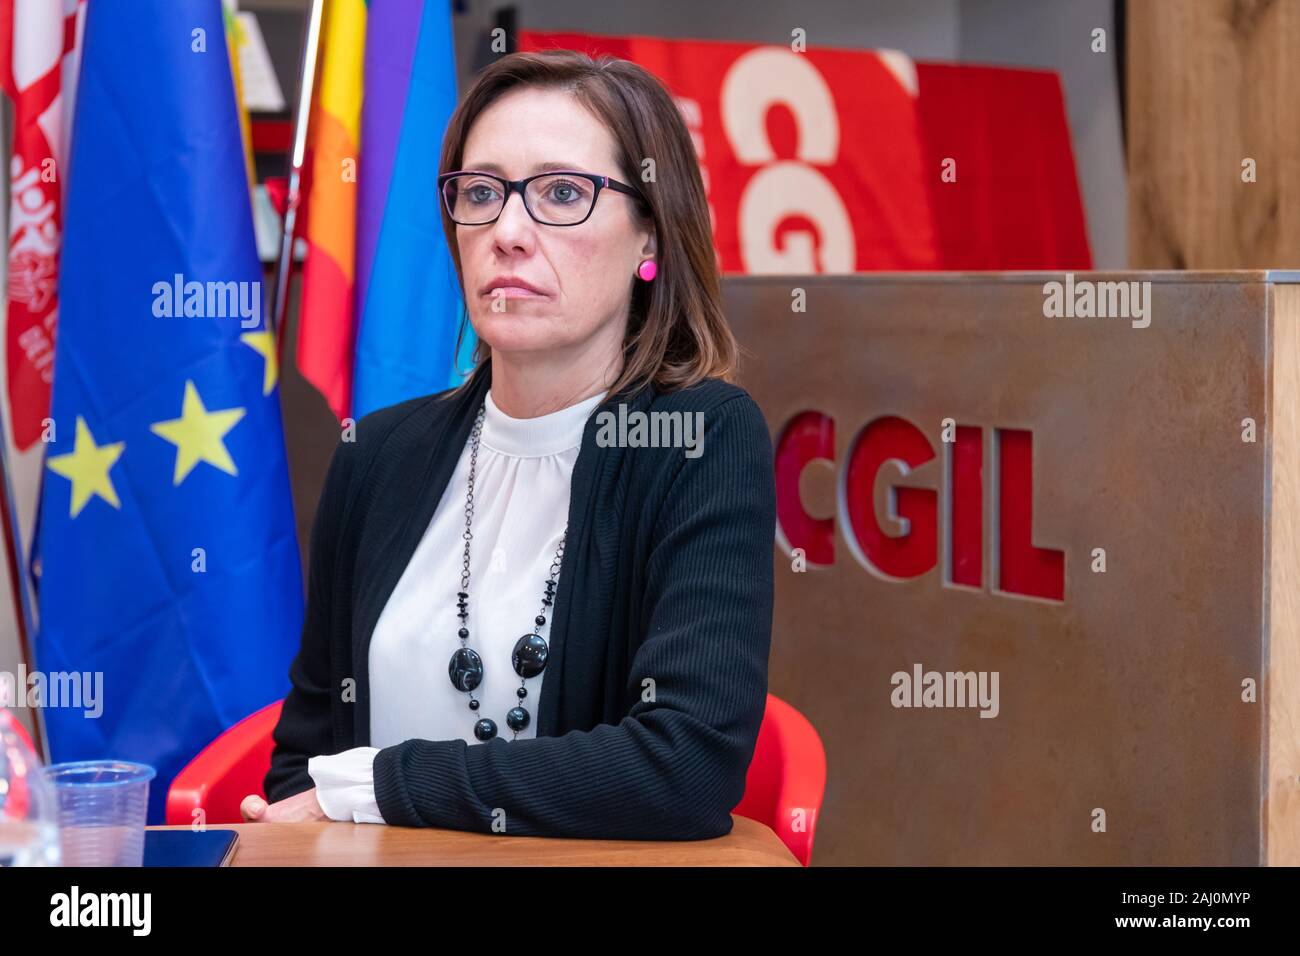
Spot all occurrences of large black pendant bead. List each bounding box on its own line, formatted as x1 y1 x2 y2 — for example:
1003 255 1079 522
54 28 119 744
512 633 549 678
474 718 497 741
449 647 484 692
506 706 530 732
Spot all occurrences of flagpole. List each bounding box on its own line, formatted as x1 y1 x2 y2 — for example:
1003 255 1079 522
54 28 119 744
0 432 43 760
269 0 325 360
0 95 47 762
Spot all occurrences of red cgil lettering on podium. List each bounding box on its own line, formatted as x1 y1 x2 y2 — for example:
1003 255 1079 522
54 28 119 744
775 413 1064 602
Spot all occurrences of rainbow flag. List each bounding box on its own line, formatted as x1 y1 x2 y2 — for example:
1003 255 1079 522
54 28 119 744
298 0 469 421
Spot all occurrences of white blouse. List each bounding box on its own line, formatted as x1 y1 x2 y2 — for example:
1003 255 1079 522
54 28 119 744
306 385 608 823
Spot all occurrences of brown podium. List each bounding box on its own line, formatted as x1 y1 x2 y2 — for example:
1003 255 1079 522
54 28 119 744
724 271 1300 866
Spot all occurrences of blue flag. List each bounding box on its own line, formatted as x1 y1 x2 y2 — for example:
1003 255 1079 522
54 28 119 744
35 0 303 824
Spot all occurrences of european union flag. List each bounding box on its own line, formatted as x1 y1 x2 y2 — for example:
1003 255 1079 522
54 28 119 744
34 0 304 824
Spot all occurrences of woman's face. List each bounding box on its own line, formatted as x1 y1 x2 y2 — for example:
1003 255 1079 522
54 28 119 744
454 86 656 364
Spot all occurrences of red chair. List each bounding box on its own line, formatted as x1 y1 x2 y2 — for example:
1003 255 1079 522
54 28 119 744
732 694 826 866
165 700 284 829
167 692 826 865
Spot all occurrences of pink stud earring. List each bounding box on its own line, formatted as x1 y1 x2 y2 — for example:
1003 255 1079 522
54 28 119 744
636 259 657 282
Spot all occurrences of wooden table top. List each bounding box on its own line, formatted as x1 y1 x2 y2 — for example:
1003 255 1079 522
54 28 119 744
148 815 799 866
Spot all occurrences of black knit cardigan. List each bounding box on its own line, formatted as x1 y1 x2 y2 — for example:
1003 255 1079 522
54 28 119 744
264 359 776 840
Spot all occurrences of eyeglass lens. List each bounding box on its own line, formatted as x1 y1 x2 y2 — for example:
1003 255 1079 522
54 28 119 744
443 173 597 225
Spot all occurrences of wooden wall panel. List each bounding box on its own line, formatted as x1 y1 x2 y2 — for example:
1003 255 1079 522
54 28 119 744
1127 0 1300 268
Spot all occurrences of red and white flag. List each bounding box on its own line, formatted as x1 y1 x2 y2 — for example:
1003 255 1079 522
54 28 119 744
0 0 84 452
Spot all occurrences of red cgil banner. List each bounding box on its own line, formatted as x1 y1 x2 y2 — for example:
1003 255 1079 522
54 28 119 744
0 0 83 452
518 31 1091 274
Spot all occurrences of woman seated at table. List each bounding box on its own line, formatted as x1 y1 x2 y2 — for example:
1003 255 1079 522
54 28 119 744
241 49 776 840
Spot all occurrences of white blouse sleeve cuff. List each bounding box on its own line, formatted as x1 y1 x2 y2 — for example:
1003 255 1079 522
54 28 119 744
307 747 385 824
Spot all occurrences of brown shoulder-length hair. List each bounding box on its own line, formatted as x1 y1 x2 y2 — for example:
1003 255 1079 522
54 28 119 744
437 49 738 402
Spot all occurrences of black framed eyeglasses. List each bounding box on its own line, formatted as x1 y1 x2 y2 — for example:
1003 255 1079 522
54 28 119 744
438 169 647 226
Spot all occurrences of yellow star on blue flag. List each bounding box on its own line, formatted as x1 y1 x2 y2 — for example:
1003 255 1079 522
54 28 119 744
150 380 246 484
240 329 278 395
45 416 125 518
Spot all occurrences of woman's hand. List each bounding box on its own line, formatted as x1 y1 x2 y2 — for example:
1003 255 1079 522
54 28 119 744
240 787 328 822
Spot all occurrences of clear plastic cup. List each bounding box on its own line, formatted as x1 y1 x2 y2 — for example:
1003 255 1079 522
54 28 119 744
45 760 156 867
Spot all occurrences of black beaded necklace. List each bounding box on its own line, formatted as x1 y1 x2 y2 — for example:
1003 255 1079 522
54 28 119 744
448 400 565 741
